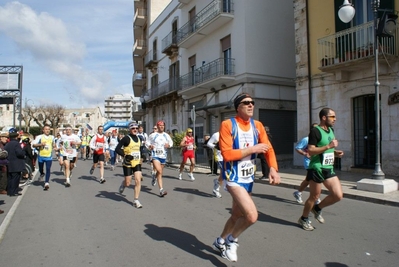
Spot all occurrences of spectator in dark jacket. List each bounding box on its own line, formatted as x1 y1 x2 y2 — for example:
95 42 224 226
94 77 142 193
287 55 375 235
21 134 34 179
0 132 9 195
4 130 26 197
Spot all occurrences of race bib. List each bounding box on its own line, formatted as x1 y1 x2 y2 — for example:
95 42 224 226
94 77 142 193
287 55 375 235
66 149 74 154
96 143 104 148
237 160 255 179
187 144 193 150
130 152 141 160
322 152 335 166
67 155 74 160
155 149 163 156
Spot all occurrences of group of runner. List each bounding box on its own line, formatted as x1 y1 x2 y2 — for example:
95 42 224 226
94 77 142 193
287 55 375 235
27 92 344 263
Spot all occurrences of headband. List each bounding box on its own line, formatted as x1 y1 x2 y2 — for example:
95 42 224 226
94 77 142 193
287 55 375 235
234 93 251 111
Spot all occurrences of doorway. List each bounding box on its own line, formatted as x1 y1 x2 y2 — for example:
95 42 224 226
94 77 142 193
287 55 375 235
353 94 380 168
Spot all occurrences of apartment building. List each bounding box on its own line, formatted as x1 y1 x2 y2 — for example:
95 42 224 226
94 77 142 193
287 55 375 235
293 0 399 176
104 94 138 122
133 0 297 159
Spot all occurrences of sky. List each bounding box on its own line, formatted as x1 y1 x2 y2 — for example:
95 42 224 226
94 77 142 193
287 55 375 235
0 0 136 110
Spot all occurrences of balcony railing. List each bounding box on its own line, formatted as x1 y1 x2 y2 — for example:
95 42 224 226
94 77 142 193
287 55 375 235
177 0 234 44
149 77 180 100
179 58 234 90
134 8 147 27
318 21 398 68
144 49 158 68
161 31 178 55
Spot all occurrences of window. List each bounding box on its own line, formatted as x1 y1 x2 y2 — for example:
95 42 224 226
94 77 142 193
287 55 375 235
189 55 196 85
169 61 180 91
221 35 232 74
153 39 157 61
172 100 177 124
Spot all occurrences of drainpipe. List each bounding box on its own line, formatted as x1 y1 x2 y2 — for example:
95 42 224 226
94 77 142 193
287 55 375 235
305 0 312 126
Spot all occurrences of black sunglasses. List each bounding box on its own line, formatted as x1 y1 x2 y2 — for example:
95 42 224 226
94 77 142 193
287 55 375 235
131 127 138 130
240 100 255 106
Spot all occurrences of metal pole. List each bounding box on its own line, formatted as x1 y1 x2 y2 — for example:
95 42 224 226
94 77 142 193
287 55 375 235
372 0 385 179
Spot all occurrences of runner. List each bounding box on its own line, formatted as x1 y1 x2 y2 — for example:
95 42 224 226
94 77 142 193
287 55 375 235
89 125 108 184
146 121 173 197
137 124 148 164
212 93 280 262
32 125 56 190
80 131 89 161
298 108 344 231
293 123 321 204
109 130 119 171
206 131 223 198
57 126 81 187
178 128 196 181
115 122 143 208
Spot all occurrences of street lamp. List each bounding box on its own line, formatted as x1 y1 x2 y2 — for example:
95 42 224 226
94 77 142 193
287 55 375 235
338 1 385 180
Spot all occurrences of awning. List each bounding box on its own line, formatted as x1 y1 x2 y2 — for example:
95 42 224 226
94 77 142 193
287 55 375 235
195 101 233 111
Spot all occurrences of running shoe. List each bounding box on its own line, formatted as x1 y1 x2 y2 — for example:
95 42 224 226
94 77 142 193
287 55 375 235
213 179 222 198
44 182 50 191
178 173 182 180
188 173 195 181
225 239 239 262
89 167 94 175
119 182 125 194
151 172 157 186
65 178 71 187
259 176 268 181
133 200 143 209
212 238 227 259
316 198 321 205
293 191 303 204
160 189 167 197
311 207 325 223
298 217 314 231
99 178 106 184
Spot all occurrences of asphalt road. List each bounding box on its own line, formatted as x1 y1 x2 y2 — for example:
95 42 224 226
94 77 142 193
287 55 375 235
0 159 398 267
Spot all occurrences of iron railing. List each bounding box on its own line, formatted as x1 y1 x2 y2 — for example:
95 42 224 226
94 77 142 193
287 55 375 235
318 21 398 67
179 58 235 91
144 50 158 66
176 0 234 44
149 76 180 100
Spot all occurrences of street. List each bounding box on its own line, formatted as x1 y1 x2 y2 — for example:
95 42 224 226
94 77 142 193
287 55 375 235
0 158 398 267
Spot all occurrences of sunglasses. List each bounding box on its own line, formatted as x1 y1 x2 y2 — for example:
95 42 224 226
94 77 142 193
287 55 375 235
131 127 138 130
240 100 255 106
327 115 336 119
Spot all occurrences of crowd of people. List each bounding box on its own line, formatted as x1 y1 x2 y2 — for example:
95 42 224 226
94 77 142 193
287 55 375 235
0 93 344 263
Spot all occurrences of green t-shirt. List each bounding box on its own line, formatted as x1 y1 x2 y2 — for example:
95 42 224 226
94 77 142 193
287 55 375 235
308 126 335 171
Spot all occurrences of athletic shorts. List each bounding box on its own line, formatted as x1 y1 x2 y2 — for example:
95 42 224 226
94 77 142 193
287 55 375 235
123 164 142 176
152 157 166 164
62 156 77 163
182 150 195 162
306 168 337 183
93 153 105 163
225 180 254 193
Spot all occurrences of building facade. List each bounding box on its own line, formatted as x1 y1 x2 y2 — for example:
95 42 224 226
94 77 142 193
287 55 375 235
294 0 399 176
133 0 297 161
104 94 138 122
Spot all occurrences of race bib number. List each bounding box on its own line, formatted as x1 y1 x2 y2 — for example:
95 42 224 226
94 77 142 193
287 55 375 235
67 155 74 160
96 143 104 148
238 160 255 179
322 152 335 166
155 149 164 156
130 152 140 160
187 145 193 150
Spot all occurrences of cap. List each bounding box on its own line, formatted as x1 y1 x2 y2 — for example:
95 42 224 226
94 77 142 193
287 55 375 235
0 132 9 137
128 121 138 129
157 120 165 126
186 128 193 133
234 93 252 111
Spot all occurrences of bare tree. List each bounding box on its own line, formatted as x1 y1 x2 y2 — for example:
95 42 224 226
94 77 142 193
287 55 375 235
23 104 65 130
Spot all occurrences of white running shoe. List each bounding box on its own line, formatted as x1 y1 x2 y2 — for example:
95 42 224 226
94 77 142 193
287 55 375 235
212 238 227 259
65 178 71 187
225 239 239 262
178 173 182 180
188 173 195 181
293 191 303 204
44 182 50 191
133 200 143 209
160 189 167 197
100 178 106 184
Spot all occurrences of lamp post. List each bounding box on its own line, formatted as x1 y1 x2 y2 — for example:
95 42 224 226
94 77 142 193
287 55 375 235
338 1 385 180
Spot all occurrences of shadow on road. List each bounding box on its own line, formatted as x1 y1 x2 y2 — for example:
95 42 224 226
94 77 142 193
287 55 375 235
78 175 99 182
95 190 134 206
252 192 297 205
144 224 227 266
257 210 299 228
174 187 214 198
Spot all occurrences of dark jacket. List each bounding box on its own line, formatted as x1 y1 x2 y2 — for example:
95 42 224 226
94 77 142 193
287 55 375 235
4 139 26 172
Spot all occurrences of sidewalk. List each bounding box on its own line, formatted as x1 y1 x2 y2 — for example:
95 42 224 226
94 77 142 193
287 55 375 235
172 164 399 207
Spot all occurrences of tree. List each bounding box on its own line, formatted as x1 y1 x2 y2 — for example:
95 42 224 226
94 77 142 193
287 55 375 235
22 104 65 131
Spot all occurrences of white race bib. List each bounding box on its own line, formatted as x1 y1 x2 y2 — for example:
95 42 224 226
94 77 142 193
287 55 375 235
237 160 255 179
322 152 334 166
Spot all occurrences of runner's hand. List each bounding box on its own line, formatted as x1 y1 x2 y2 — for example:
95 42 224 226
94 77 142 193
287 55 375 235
268 168 280 185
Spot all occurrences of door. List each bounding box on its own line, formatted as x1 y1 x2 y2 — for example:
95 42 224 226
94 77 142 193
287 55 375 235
353 94 379 168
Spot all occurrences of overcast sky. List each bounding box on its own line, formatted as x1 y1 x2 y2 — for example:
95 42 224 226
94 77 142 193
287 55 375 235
0 0 135 109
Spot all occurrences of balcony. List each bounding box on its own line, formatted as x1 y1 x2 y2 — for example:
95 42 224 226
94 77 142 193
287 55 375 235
133 39 146 56
177 0 234 48
318 21 398 72
134 8 146 27
161 31 179 57
144 50 158 69
179 58 235 98
133 54 144 74
147 77 180 102
132 72 146 96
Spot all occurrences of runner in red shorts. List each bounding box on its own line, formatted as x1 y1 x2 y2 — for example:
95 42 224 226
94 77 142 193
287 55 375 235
178 128 196 181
